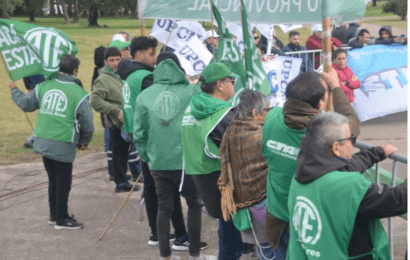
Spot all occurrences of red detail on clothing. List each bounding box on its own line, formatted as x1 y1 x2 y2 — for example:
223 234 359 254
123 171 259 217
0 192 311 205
332 63 361 103
306 35 342 69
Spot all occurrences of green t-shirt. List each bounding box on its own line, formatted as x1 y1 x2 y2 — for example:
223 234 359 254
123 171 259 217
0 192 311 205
34 79 89 143
288 170 390 260
262 107 306 222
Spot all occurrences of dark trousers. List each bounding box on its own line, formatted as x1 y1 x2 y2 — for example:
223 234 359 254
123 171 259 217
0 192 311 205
152 170 202 257
192 172 244 260
111 125 130 184
43 157 72 220
142 162 186 237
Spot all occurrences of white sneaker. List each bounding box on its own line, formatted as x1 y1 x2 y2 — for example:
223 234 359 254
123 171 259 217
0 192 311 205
189 255 217 260
160 256 181 260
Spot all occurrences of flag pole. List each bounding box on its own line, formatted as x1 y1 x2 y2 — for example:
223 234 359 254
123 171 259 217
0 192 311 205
164 21 177 50
239 0 250 90
322 17 333 111
139 18 146 36
209 0 216 62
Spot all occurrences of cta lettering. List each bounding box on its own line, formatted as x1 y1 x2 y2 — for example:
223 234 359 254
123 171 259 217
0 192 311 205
266 140 299 159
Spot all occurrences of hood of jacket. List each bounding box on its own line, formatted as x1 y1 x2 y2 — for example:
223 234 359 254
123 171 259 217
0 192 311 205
294 136 350 184
98 66 121 80
153 59 189 85
190 92 231 120
378 25 393 38
117 59 154 80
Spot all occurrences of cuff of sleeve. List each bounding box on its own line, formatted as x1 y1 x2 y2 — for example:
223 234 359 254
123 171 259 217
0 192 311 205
139 152 149 163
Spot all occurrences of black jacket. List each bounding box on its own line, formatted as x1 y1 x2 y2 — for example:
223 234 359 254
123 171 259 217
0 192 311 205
343 23 360 44
348 39 366 49
375 25 407 45
294 137 407 259
117 60 154 92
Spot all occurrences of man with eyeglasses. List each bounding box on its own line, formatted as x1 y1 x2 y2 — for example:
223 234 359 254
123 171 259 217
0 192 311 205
182 63 245 260
287 112 407 259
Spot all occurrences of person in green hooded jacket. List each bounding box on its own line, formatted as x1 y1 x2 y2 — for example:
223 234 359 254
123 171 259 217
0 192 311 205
181 63 245 260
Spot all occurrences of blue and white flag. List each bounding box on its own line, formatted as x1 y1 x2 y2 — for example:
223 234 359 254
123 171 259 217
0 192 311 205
347 45 407 121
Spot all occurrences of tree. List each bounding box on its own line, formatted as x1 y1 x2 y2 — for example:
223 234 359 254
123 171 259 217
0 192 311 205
60 0 70 24
72 0 79 23
50 0 55 16
383 0 407 20
24 0 46 22
372 0 377 7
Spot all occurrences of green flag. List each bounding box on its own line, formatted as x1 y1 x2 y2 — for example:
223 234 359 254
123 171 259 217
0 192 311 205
212 2 247 104
240 0 270 96
0 19 78 81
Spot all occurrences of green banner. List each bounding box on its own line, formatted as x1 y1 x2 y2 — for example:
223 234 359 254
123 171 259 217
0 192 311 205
212 2 247 104
241 0 270 96
0 19 78 81
139 0 366 24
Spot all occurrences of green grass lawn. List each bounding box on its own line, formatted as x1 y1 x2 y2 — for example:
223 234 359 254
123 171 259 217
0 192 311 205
365 17 407 29
0 16 313 165
365 2 395 17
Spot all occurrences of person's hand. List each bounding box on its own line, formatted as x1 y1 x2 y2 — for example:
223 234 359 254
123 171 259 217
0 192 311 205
332 46 338 50
321 68 340 90
352 75 358 81
394 37 405 43
118 110 124 123
341 81 347 85
363 43 367 46
78 144 88 150
8 81 17 90
381 144 397 157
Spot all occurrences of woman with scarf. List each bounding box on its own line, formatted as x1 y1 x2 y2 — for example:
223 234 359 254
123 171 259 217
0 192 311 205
218 91 285 260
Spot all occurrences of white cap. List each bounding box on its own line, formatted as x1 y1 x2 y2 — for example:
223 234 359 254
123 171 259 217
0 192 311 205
112 34 126 42
312 24 323 33
206 30 219 39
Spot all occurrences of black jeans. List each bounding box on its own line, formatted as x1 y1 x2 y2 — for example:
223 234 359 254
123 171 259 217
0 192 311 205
111 126 130 184
142 162 186 237
152 170 202 257
43 157 72 220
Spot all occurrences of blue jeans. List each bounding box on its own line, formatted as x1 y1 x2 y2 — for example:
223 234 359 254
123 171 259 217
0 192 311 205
218 220 244 260
257 229 289 260
104 128 113 176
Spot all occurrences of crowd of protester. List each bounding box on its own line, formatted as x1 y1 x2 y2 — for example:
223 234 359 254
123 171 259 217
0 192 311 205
7 20 408 260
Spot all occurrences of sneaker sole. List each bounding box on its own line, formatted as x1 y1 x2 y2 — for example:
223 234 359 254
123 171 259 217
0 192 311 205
172 245 189 251
54 225 84 230
48 221 56 225
148 240 159 246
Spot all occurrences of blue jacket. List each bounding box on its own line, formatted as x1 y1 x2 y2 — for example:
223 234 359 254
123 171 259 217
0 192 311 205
281 43 313 74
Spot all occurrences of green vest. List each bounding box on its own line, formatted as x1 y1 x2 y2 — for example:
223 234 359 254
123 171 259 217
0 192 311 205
122 70 152 134
288 171 391 260
181 105 233 175
34 79 89 143
262 107 306 222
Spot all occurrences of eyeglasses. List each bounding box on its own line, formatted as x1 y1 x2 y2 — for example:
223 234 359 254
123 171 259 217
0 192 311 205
254 36 259 40
337 134 356 145
223 77 237 85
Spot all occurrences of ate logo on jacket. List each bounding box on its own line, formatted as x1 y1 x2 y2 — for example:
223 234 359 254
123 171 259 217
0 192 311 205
292 196 322 257
40 89 68 117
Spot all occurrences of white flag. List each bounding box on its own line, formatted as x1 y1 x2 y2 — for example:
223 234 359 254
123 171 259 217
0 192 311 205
174 37 213 76
150 19 207 50
276 24 303 33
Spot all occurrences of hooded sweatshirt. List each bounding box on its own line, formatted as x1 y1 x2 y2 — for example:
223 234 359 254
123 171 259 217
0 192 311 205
376 25 407 45
290 137 407 259
132 59 201 169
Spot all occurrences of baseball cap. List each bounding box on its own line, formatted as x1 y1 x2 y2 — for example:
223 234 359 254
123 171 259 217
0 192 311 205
109 40 131 50
312 24 323 33
200 63 240 84
206 30 219 39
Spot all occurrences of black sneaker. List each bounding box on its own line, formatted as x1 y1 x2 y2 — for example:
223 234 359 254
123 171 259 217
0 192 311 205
172 236 207 251
55 218 84 229
109 175 114 181
148 233 176 246
49 214 76 225
115 183 141 193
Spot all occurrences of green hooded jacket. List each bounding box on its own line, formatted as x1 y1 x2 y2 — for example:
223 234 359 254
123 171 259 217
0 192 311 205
133 59 201 170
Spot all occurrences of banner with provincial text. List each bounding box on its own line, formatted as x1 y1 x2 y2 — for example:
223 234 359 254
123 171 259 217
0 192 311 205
347 45 407 122
0 19 78 81
174 36 213 76
139 0 366 24
150 19 207 50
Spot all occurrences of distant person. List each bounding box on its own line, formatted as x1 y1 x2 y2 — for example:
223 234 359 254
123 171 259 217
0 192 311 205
332 49 361 103
204 30 219 54
260 34 285 55
109 37 132 60
343 19 363 44
288 112 407 259
375 25 407 45
306 27 342 69
282 31 313 74
348 29 371 49
332 23 348 43
9 55 94 229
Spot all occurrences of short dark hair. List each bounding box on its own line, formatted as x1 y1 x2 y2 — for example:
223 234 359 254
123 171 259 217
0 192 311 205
289 31 300 38
199 76 217 93
285 72 325 108
104 47 121 60
130 36 158 58
59 55 80 74
358 28 370 38
332 48 347 61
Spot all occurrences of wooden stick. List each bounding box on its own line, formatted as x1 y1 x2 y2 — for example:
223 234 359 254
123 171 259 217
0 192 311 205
98 172 143 241
209 0 216 62
139 18 145 36
164 21 177 50
67 203 73 216
322 17 333 111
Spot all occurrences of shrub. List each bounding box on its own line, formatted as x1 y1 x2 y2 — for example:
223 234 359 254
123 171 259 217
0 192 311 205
383 0 407 20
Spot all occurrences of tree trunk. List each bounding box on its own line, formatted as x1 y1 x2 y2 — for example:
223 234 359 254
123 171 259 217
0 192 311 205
50 0 55 16
29 11 35 22
1 0 11 19
401 14 406 20
61 0 71 24
56 0 62 16
72 0 79 23
372 0 377 7
88 4 99 27
67 2 72 16
131 9 138 19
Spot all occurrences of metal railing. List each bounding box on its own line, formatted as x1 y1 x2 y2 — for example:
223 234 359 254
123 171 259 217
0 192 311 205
354 141 407 259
